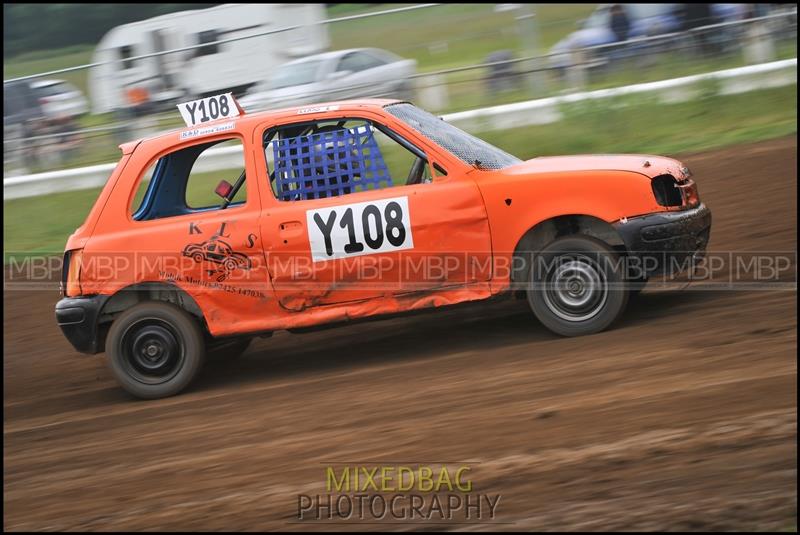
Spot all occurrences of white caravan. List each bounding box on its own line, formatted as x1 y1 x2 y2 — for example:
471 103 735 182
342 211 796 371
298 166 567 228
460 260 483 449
88 4 329 114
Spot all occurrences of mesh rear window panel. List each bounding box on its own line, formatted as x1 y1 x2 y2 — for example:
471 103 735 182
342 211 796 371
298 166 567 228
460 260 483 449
384 103 522 170
273 125 392 201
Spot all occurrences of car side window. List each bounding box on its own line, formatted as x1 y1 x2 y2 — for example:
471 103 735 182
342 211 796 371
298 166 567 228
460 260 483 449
358 51 387 70
337 53 369 73
130 137 247 220
263 119 433 202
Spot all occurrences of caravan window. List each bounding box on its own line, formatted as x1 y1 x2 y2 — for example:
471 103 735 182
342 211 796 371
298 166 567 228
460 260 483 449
195 30 219 57
119 45 135 69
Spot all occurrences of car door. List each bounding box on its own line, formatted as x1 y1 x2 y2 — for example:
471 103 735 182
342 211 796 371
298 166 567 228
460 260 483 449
255 111 492 312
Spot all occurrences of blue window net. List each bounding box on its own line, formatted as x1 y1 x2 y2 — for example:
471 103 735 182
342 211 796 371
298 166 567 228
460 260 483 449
272 124 392 201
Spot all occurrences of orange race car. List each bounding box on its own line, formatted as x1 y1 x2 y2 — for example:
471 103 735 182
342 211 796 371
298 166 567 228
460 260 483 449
55 94 711 399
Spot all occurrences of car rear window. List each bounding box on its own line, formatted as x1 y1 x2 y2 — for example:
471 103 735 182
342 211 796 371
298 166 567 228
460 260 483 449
384 103 522 170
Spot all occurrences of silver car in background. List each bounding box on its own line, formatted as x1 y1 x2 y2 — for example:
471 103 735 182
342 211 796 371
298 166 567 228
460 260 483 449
239 48 417 111
30 79 89 119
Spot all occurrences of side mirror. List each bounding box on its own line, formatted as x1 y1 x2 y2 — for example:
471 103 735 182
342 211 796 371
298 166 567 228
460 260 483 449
214 180 233 200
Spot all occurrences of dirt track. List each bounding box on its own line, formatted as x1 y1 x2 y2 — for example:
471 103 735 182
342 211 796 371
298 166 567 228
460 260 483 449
3 136 797 531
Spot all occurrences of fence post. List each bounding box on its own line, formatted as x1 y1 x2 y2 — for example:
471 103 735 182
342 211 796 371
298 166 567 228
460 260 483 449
566 48 587 92
416 74 449 112
516 4 545 96
743 21 776 65
3 123 27 176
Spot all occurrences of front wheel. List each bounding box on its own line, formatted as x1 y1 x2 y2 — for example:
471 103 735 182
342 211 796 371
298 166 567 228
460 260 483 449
526 236 629 337
106 302 206 399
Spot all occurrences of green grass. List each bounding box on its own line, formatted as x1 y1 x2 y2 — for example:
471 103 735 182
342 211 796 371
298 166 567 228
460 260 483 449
2 44 94 96
4 84 796 258
481 84 797 158
427 39 798 114
329 3 597 70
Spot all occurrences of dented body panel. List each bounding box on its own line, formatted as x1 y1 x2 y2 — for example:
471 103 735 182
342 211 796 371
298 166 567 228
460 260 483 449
56 98 710 351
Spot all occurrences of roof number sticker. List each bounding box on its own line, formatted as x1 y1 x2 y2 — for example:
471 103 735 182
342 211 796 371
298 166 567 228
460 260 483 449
177 93 240 127
306 196 414 262
298 105 340 115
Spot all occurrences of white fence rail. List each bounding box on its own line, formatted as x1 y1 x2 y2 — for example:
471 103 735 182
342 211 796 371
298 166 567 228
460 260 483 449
3 58 796 200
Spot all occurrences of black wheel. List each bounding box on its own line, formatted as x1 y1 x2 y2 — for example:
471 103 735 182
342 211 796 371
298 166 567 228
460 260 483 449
106 302 205 399
192 252 203 263
207 337 252 362
526 235 629 337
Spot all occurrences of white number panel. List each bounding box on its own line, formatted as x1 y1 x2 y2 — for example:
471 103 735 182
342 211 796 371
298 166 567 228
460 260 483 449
177 93 240 127
306 196 414 262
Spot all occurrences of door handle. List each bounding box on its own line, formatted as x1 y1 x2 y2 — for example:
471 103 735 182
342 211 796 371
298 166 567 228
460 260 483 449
279 221 304 237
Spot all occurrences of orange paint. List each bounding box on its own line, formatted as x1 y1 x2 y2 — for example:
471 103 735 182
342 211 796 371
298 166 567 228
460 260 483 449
62 99 703 338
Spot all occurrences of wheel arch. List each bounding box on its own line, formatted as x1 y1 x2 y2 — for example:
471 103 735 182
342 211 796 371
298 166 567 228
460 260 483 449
96 281 207 351
510 214 626 290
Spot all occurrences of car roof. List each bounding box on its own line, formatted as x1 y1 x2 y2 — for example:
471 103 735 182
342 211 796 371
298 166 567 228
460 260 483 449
128 98 405 149
280 48 379 66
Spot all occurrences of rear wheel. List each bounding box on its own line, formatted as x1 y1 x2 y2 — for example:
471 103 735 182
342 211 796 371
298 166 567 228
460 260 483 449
106 302 205 399
526 235 629 337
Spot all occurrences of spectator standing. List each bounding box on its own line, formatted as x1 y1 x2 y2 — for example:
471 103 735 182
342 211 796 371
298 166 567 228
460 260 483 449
609 4 631 42
677 3 719 55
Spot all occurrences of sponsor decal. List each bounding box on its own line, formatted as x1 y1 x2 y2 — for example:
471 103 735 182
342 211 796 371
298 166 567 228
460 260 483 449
298 105 340 115
179 121 235 140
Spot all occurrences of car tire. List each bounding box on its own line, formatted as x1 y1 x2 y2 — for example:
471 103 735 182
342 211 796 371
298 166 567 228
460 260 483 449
207 337 252 362
526 235 629 337
193 252 204 263
106 301 206 399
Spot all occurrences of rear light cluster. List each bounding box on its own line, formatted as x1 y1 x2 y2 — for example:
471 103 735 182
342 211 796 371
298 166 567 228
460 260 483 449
61 249 83 297
651 174 700 209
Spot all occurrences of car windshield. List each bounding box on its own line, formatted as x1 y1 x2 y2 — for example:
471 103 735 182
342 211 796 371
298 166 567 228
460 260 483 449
269 59 323 90
384 103 522 170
